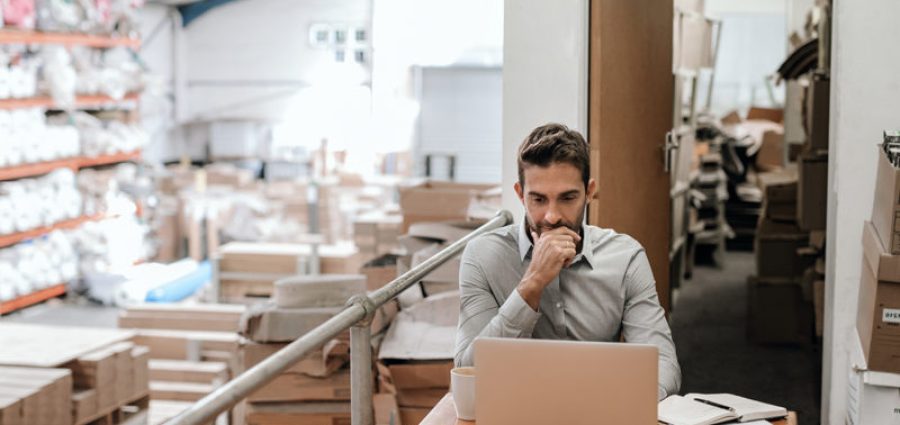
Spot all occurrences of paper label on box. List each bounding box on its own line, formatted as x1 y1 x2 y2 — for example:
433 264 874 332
883 308 900 324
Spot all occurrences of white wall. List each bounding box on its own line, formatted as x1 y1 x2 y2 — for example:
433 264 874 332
138 3 180 163
501 0 588 223
823 2 900 423
185 0 371 122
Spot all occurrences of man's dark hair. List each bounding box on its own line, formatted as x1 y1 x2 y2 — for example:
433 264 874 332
517 123 590 189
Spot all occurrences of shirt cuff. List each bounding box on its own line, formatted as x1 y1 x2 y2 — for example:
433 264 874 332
498 289 542 336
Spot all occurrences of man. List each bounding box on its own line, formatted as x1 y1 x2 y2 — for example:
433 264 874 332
454 123 681 400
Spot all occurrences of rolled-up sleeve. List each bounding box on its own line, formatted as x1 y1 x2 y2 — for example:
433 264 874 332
621 250 682 400
454 243 540 367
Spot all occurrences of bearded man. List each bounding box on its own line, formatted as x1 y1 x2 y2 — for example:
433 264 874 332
453 123 681 400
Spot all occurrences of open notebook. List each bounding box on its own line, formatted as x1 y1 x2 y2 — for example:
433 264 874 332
658 393 788 425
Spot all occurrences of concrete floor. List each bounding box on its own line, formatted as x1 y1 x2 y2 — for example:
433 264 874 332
671 251 821 424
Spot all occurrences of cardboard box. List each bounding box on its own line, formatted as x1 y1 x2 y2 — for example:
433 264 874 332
71 389 97 424
747 107 784 123
872 147 900 254
109 342 136 405
361 255 399 291
399 181 495 232
373 393 401 425
132 346 151 398
395 388 447 408
756 129 785 171
747 276 813 344
858 220 900 373
242 341 348 378
755 218 812 278
248 368 353 403
399 407 430 425
805 77 830 152
245 401 351 425
797 152 828 231
377 361 453 391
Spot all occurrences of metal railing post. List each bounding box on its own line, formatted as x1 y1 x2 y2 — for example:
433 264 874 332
351 324 374 425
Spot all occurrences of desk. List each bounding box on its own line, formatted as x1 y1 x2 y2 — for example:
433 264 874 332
420 394 798 425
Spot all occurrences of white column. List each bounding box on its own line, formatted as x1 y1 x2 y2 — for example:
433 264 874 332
501 0 589 222
823 1 900 423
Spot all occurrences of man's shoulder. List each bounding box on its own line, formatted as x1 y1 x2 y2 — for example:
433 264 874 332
585 225 645 255
463 224 518 256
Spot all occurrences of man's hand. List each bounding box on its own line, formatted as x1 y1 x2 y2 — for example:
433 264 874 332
517 226 581 310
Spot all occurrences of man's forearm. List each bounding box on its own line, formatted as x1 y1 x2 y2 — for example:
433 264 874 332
454 289 542 366
516 277 545 311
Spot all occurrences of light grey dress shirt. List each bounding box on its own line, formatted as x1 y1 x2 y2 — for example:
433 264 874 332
454 222 681 400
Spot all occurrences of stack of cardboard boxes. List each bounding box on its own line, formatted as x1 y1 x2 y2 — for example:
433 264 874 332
850 135 900 424
376 292 459 425
353 210 402 257
216 242 367 302
238 274 398 425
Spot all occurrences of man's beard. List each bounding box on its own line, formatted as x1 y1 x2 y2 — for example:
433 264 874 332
525 204 586 239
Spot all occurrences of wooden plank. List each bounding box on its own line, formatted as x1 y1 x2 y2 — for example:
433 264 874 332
0 324 133 368
124 303 245 320
108 342 135 406
77 151 141 168
248 368 352 403
148 360 228 384
65 347 117 411
118 312 239 333
131 346 151 400
0 367 72 425
245 401 351 425
0 396 24 425
149 381 214 402
130 329 239 360
0 158 79 181
71 389 97 425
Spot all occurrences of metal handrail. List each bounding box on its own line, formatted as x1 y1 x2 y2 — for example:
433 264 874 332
168 209 514 425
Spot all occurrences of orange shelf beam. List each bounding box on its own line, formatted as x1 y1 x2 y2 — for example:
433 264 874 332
0 93 140 110
78 150 142 168
0 284 67 315
0 150 142 182
0 30 140 49
0 158 79 181
0 214 104 249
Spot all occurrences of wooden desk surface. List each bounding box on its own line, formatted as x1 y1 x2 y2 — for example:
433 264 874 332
420 394 798 425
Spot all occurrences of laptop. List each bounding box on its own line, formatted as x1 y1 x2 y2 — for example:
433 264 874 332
473 337 658 425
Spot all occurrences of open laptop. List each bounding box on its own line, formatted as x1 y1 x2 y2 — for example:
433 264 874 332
473 337 658 425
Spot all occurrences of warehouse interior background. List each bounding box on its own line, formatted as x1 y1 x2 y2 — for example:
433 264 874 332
0 0 897 424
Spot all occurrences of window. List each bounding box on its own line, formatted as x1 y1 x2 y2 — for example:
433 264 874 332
355 29 367 43
334 29 347 44
335 50 346 62
354 49 366 64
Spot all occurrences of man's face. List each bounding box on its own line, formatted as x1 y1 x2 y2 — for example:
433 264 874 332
514 162 596 239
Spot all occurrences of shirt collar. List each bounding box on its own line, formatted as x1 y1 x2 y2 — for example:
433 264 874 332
517 221 597 269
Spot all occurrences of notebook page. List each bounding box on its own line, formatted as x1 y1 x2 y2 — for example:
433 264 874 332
658 395 735 425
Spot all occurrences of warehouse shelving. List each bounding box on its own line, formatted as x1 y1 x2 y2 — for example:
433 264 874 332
0 213 107 249
0 93 140 110
0 150 142 181
0 29 140 49
0 283 67 315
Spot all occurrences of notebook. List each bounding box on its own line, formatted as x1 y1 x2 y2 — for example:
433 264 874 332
658 393 787 425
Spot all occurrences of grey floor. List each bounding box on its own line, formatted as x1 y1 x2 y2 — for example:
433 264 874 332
671 251 821 424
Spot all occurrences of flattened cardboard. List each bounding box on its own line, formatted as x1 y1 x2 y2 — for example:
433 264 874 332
373 393 402 425
395 388 448 408
399 181 494 231
245 401 351 425
380 361 453 391
378 292 459 361
240 305 340 343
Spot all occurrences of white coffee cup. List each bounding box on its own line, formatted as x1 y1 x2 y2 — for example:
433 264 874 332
451 367 476 420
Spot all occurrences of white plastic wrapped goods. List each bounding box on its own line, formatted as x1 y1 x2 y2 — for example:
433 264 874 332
0 230 78 298
67 111 146 156
35 0 82 32
72 215 150 276
0 108 80 167
0 168 82 236
41 46 77 108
